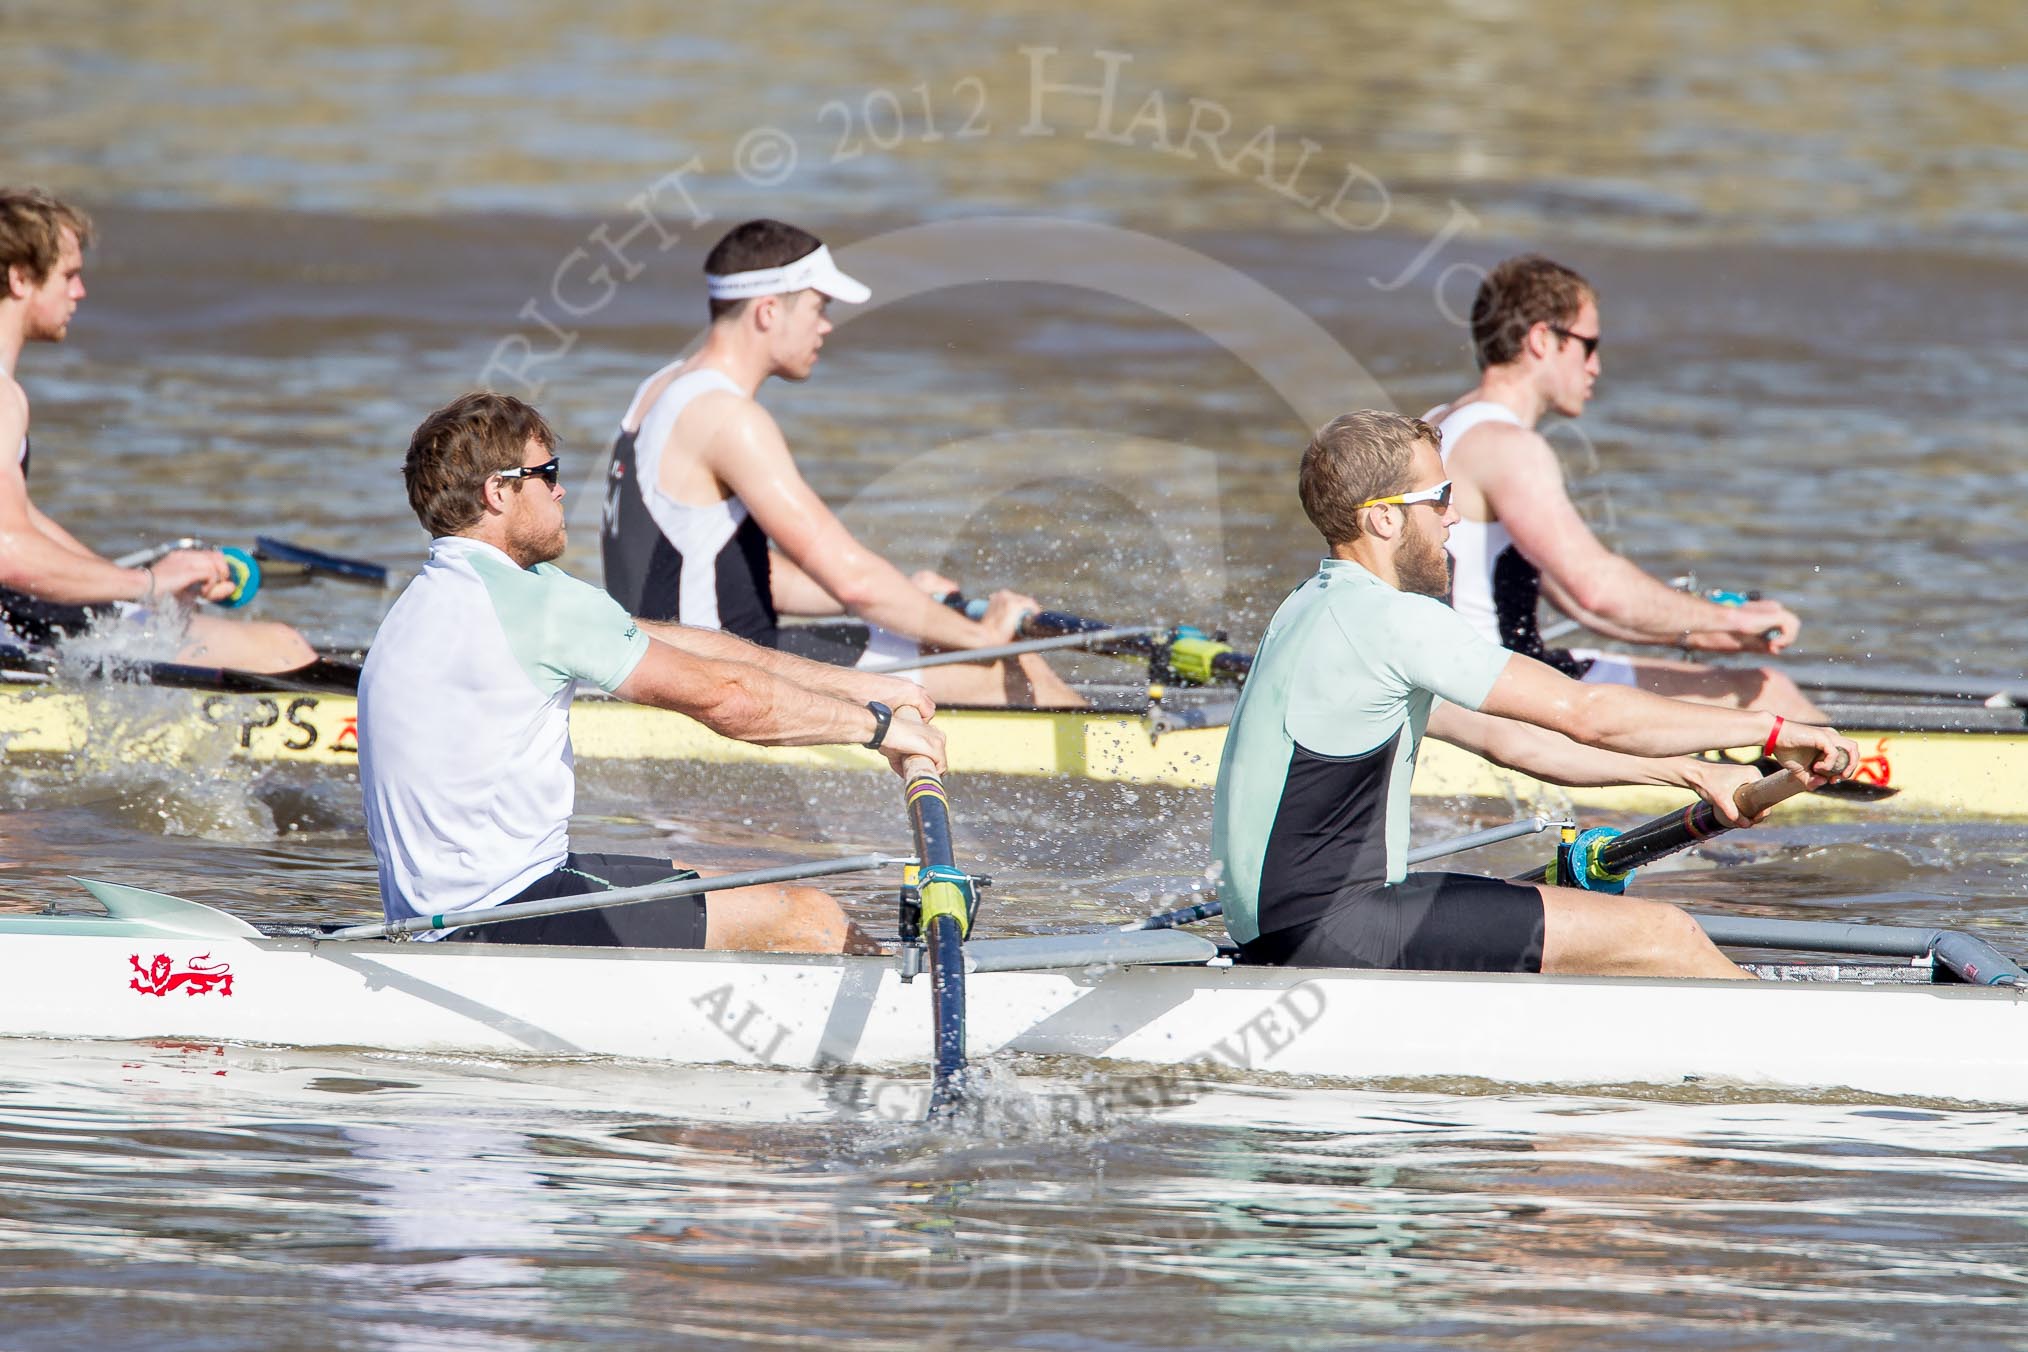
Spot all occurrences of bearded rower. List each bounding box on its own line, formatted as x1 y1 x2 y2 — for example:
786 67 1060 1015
0 188 314 673
600 218 1082 708
1212 410 1858 977
362 392 941 952
1425 253 1822 720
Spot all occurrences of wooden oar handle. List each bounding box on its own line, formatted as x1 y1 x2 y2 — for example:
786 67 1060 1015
1742 744 1852 818
893 705 940 781
1736 766 1814 818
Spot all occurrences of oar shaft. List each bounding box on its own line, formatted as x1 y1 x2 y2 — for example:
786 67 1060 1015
1595 768 1810 875
944 594 1251 684
1785 662 2028 706
254 536 400 588
113 538 206 568
1515 768 1814 885
861 625 1162 674
897 713 970 1116
1409 814 1574 863
326 852 909 940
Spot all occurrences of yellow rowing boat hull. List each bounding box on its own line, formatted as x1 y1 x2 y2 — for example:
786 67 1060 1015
2 683 2017 818
0 684 1229 784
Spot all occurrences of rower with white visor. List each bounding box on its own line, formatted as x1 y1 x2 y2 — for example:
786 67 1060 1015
601 218 1083 708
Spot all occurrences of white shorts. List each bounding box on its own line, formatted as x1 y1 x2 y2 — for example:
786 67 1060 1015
857 623 925 686
1573 649 1641 688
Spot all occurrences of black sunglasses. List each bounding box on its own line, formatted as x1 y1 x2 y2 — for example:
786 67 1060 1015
1549 326 1601 359
496 456 561 487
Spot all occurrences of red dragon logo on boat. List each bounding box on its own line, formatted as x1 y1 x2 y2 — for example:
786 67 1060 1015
1853 738 1893 787
129 953 235 998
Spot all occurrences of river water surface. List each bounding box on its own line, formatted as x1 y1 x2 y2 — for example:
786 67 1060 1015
3 3 2028 1348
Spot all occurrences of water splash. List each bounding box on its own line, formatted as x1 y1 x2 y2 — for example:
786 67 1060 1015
3 609 280 841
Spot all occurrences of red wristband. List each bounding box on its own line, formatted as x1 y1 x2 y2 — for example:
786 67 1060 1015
1761 714 1784 759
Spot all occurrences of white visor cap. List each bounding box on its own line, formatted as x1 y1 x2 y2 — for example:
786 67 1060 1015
704 244 871 305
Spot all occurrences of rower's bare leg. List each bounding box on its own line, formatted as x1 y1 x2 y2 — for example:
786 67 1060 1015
1537 884 1748 980
919 657 1086 709
1619 653 1824 722
177 614 318 674
684 864 882 955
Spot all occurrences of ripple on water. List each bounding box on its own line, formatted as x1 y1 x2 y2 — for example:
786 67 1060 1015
4 1042 2026 1349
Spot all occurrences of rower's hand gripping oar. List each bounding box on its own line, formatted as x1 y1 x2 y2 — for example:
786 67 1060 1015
941 592 1251 686
120 534 406 612
1516 760 1836 892
895 708 979 1118
114 539 263 609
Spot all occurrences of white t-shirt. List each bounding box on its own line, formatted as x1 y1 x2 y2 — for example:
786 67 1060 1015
359 536 650 927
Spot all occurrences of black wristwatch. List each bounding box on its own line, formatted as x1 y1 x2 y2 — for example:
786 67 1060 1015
863 700 893 750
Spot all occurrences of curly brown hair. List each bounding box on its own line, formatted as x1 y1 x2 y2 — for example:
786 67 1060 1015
403 392 556 537
1471 254 1594 370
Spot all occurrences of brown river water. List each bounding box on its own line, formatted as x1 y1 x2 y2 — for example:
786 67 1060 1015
4 3 2028 1347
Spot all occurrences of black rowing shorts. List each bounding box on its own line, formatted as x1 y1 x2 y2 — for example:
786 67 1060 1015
443 852 709 950
1240 871 1546 973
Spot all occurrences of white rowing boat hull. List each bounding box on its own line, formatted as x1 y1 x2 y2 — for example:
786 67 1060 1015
11 927 2026 1105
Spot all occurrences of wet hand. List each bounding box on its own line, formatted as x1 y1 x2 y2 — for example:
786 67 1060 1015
859 673 935 723
909 569 961 599
1773 723 1859 785
974 589 1039 645
150 548 233 602
1682 758 1768 826
1734 600 1800 653
879 714 947 777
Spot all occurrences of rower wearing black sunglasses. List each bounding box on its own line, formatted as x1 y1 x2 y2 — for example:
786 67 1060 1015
1213 409 1861 981
493 455 560 487
360 392 944 956
1421 253 1823 722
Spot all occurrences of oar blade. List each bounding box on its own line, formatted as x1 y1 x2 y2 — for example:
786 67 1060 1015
70 879 265 938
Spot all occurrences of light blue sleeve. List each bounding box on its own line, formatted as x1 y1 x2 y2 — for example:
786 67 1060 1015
526 564 651 692
1372 593 1512 711
472 556 651 695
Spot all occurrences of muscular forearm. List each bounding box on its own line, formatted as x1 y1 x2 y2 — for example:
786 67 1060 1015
1431 700 1710 791
1445 716 1694 789
697 666 879 747
1565 556 1741 645
619 641 879 748
635 619 882 704
830 559 991 649
1537 572 1658 645
1565 684 1774 757
0 526 146 605
767 549 847 618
